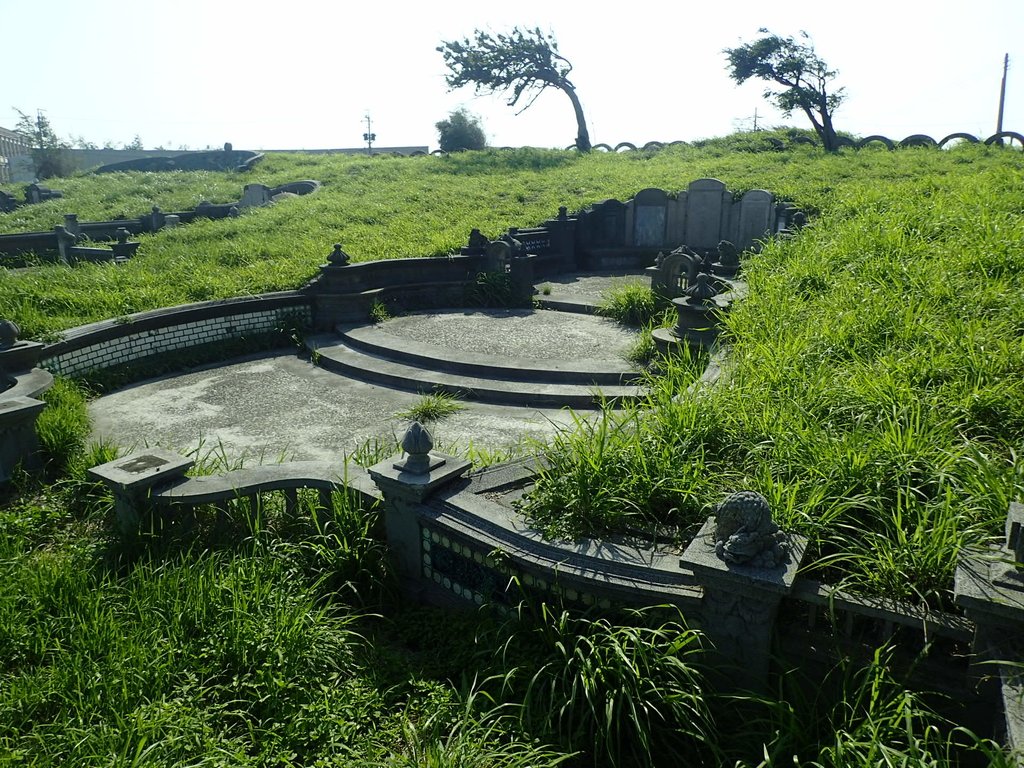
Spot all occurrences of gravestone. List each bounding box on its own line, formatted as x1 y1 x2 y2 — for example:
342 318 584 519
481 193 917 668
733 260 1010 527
685 179 731 250
734 189 774 250
240 184 272 208
580 199 627 249
630 188 670 248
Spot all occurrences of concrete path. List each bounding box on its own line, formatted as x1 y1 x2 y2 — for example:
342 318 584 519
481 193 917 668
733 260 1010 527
88 275 648 465
89 351 595 465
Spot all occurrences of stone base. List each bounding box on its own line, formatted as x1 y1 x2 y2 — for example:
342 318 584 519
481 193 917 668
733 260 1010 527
652 326 717 354
0 396 46 483
0 340 44 373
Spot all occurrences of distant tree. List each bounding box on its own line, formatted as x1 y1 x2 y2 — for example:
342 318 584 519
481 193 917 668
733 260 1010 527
70 135 98 150
437 27 591 152
124 134 144 151
724 30 845 152
13 109 75 178
435 108 487 152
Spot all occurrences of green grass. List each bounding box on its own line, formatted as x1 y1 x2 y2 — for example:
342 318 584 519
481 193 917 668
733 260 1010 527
517 150 1024 607
597 283 667 326
395 392 467 423
1 142 1017 339
2 138 1024 765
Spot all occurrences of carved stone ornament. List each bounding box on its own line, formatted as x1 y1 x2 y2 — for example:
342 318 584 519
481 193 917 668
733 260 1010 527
327 243 351 266
0 319 19 349
683 272 719 305
716 240 739 267
713 490 790 568
398 420 435 474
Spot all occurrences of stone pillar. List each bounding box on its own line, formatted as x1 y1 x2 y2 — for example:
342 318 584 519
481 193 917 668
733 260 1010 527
955 502 1024 747
0 397 46 483
367 422 471 585
679 491 807 689
88 447 194 534
545 207 577 271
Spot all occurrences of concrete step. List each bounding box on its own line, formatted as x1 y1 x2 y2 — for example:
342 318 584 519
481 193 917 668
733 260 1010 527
339 324 642 386
308 333 644 409
533 295 601 314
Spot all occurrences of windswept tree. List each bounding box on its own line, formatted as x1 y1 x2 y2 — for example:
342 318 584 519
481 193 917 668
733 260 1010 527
437 27 592 152
724 30 845 152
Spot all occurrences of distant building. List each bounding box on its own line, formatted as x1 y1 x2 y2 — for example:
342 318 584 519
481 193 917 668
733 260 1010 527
0 127 31 184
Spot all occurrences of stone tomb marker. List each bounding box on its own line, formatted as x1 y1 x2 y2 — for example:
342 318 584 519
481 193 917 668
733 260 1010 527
734 189 775 250
684 178 732 250
240 184 272 209
629 188 670 248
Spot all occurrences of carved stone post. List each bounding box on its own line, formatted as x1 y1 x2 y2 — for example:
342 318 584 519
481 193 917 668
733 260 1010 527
0 397 45 483
955 502 1024 749
88 447 193 535
0 319 51 483
679 491 807 689
367 422 471 588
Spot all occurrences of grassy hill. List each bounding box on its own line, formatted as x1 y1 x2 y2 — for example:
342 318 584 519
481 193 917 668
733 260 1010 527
1 142 1018 338
2 140 1023 765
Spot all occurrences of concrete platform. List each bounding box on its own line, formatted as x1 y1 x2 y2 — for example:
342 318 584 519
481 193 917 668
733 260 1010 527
87 272 652 465
307 308 644 409
89 351 590 465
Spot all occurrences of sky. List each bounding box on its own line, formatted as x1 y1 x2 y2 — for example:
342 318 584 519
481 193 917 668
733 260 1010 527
3 0 1022 152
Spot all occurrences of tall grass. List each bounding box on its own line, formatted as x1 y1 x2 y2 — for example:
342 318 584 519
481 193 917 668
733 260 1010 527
3 144 1018 338
520 156 1024 604
490 603 715 767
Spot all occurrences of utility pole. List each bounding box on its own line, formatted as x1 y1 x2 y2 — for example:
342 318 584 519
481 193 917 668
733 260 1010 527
752 108 761 131
362 113 376 155
996 53 1009 136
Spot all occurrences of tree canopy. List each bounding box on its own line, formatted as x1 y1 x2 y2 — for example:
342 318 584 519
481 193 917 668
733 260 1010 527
437 27 592 152
435 108 487 152
13 109 75 179
724 30 845 152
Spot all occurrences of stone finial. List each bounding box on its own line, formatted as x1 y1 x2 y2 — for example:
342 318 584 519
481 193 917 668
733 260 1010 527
397 421 437 474
791 211 807 229
115 227 130 244
327 243 351 266
558 206 568 220
683 272 719 305
0 319 19 349
152 205 161 214
713 491 789 568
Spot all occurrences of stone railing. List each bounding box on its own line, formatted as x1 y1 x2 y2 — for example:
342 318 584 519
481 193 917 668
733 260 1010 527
86 422 1016 711
87 446 380 534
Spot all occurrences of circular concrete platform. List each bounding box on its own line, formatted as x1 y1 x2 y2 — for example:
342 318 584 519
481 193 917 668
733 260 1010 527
376 308 637 361
89 309 644 464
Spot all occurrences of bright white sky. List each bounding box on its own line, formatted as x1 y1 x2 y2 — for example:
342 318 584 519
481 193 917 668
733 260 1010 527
3 0 1022 151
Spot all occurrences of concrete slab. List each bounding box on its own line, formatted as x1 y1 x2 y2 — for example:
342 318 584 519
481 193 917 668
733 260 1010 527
89 350 588 465
535 270 647 303
375 308 637 361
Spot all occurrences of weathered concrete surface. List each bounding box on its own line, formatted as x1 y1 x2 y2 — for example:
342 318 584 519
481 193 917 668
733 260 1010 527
536 270 647 301
378 308 636 361
89 351 585 464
